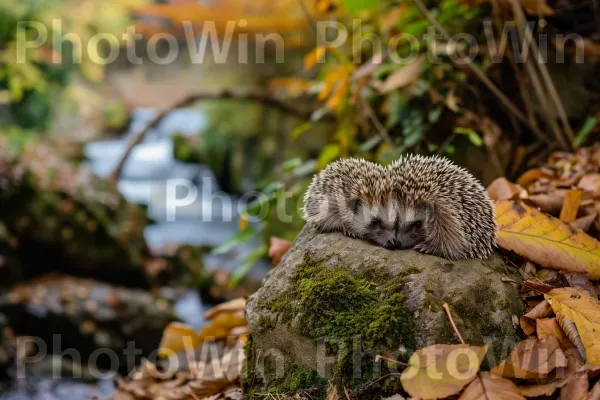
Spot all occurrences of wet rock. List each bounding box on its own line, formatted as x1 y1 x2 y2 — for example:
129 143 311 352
0 275 177 373
244 226 524 399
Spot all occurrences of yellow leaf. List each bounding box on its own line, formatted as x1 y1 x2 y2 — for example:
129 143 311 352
158 322 202 357
304 46 327 70
495 200 600 279
400 344 488 399
238 214 248 231
158 311 247 356
318 67 343 101
458 372 524 400
559 189 583 222
545 287 600 365
203 297 247 320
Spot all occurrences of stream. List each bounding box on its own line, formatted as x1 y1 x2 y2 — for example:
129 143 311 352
0 108 268 399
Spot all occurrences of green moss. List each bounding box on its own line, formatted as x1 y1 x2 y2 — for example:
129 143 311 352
257 315 277 332
257 255 419 396
267 364 328 398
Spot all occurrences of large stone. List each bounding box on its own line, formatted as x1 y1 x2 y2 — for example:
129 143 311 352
244 226 524 399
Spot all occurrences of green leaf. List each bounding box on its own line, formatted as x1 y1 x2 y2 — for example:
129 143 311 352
317 144 340 170
212 229 257 255
291 121 312 140
230 245 267 287
340 0 378 14
574 117 597 148
454 127 483 147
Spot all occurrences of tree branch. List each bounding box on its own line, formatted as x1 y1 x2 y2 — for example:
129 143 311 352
109 90 319 184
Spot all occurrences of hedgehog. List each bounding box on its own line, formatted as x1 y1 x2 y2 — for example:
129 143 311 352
388 154 496 260
303 158 401 249
303 155 496 260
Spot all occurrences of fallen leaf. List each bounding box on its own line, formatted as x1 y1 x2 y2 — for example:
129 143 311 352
459 372 524 400
204 298 247 320
491 337 567 379
268 237 293 265
546 287 600 365
556 314 587 363
487 178 523 201
526 191 566 215
400 344 488 399
560 189 584 222
536 318 574 351
495 201 600 279
578 173 600 198
559 372 588 400
520 300 553 335
517 168 555 188
158 322 201 356
519 0 554 15
376 56 425 93
572 212 598 232
268 77 314 97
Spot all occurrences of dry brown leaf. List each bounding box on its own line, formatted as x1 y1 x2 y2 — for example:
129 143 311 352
400 344 488 399
376 56 425 93
519 0 554 15
520 300 553 335
491 337 567 379
204 298 247 320
536 318 574 351
268 237 293 265
458 372 524 400
495 201 600 279
573 212 598 232
546 287 600 365
560 189 584 222
556 314 587 363
559 372 588 400
526 192 566 215
579 173 600 198
487 178 523 201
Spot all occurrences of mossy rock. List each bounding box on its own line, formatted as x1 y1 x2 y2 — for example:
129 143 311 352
244 226 524 399
0 136 152 288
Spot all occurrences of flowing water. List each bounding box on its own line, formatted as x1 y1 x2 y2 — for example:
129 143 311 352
1 108 268 399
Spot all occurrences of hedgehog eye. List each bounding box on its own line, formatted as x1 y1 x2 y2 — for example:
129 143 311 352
410 221 423 231
370 218 383 228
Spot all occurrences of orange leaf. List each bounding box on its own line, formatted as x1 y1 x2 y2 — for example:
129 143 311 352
495 200 600 279
304 46 327 70
559 189 583 222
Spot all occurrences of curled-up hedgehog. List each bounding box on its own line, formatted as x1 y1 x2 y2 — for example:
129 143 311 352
303 155 496 260
388 154 496 260
303 158 401 249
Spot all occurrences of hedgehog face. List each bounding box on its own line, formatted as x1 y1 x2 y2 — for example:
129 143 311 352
393 202 433 250
346 198 399 248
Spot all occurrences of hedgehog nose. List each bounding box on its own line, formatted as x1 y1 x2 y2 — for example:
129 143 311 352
387 239 399 249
